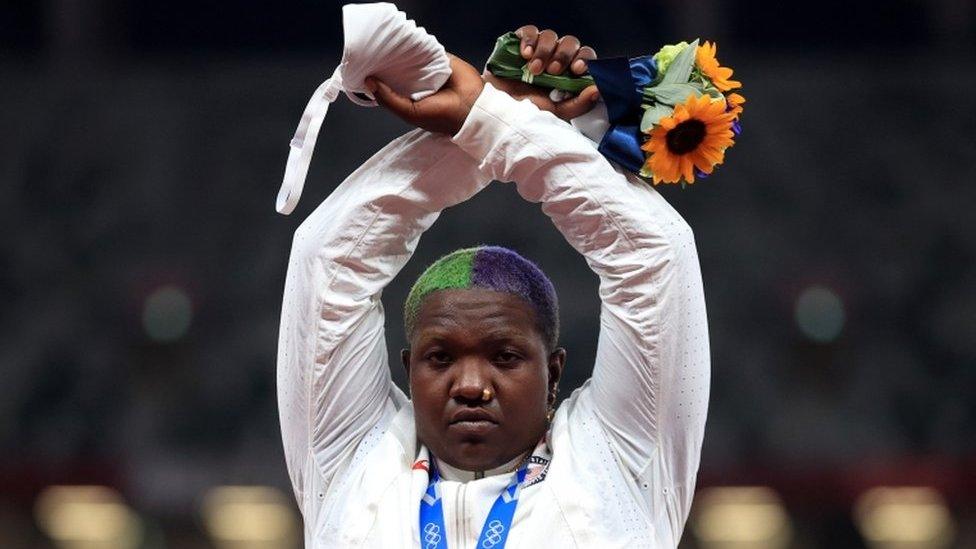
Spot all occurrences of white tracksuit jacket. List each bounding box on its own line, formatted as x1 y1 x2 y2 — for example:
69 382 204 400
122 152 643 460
276 83 711 548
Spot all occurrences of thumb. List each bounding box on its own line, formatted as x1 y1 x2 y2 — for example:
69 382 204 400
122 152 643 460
366 77 418 122
553 85 600 121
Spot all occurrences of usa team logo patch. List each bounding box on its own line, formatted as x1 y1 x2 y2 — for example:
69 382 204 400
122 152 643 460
523 455 550 488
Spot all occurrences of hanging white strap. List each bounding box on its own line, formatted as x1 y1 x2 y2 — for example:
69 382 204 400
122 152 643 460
276 68 345 215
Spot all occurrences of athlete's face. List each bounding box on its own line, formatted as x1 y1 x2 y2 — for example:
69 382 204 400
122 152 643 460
403 288 565 471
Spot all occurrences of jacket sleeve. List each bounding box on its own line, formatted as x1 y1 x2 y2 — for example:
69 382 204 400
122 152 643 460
276 129 489 510
450 84 711 508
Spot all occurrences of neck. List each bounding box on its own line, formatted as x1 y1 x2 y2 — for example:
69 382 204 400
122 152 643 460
434 451 529 482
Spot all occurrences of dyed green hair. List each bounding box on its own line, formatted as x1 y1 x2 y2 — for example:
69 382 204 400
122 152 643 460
404 246 559 350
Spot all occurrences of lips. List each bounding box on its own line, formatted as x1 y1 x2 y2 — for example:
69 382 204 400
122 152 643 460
449 408 498 425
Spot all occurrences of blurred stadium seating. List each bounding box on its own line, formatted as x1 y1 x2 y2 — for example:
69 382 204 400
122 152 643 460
1 0 973 546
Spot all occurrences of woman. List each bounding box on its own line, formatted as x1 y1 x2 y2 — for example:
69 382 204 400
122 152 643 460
276 29 710 548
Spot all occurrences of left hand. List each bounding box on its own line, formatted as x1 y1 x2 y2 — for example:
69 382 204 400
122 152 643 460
365 27 601 135
366 54 485 135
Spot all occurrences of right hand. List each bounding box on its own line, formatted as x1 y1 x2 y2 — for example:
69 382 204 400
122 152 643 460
514 25 597 77
482 26 600 122
367 28 601 136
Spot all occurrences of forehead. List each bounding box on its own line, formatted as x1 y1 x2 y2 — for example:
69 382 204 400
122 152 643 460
412 288 542 342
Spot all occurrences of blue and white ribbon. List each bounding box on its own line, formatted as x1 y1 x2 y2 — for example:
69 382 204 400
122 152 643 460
420 461 528 549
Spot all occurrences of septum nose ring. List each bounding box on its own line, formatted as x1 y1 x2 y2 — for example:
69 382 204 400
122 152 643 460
481 388 494 402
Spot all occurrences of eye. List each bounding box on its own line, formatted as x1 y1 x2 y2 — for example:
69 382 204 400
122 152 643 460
424 350 453 366
494 350 523 366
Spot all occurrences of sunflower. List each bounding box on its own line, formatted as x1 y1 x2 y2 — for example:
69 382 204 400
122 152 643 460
696 41 741 91
641 93 736 184
726 92 746 118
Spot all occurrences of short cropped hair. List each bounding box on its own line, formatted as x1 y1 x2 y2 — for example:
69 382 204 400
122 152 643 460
404 246 560 351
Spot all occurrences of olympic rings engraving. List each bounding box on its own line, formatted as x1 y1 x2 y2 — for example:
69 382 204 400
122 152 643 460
481 519 506 548
423 522 442 548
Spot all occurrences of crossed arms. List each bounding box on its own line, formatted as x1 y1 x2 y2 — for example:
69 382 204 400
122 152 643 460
277 53 710 520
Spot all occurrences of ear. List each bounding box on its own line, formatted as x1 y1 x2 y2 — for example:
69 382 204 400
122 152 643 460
401 348 412 375
547 347 566 395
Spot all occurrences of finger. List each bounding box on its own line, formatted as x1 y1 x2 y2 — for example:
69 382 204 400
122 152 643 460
515 25 539 59
366 77 420 124
530 29 558 75
570 46 597 75
548 35 580 75
553 85 600 121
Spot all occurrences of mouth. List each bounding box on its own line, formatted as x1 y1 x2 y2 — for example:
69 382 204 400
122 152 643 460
448 409 499 436
448 419 498 437
449 409 498 426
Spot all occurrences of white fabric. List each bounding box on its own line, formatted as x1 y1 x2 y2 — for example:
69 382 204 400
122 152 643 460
276 2 451 215
549 91 611 145
276 83 711 547
571 100 611 144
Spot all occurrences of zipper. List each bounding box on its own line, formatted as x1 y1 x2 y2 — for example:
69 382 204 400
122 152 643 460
456 482 466 547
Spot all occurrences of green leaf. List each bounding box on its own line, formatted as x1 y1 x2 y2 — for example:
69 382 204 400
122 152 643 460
703 87 724 99
640 103 674 132
485 32 526 80
645 83 703 105
661 38 700 85
485 31 595 93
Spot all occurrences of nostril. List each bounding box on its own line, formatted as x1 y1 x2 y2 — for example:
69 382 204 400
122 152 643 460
448 377 492 402
452 394 482 407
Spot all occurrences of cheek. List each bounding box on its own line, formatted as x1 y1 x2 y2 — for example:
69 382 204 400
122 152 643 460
502 368 549 410
409 369 447 409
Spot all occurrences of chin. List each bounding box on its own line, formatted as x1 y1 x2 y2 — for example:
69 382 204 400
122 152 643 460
448 440 501 470
448 438 538 473
420 425 534 472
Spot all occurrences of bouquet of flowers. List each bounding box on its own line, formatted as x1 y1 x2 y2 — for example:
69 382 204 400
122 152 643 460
487 35 745 186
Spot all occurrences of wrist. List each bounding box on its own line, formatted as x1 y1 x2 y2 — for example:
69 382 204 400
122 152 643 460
450 82 485 135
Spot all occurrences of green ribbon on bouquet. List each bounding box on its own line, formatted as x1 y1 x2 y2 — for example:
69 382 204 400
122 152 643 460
485 32 595 94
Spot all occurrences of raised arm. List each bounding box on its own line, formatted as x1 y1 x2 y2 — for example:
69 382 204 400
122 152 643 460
276 129 488 510
450 83 711 515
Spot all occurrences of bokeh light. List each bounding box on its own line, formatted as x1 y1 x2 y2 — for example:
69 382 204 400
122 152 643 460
795 285 845 343
201 486 300 549
142 285 193 342
34 486 143 549
854 487 955 549
690 486 793 549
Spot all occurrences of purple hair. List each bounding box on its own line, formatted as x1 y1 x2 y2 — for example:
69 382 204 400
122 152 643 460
404 246 560 350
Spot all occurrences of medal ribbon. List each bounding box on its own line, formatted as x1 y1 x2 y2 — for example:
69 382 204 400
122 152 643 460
419 460 528 549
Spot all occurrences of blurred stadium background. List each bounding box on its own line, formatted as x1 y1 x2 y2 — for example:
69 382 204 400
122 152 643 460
1 0 974 547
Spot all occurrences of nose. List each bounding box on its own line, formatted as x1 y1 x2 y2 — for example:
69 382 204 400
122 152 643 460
449 357 492 404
